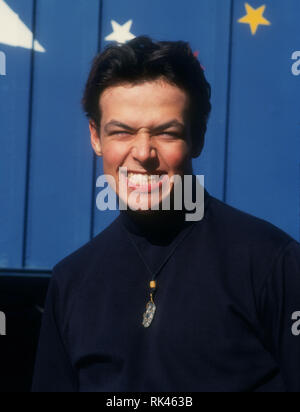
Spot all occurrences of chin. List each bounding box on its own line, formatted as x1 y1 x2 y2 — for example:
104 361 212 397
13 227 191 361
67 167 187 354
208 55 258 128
121 183 174 212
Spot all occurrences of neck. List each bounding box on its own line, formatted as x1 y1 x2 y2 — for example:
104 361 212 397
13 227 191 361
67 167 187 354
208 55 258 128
120 206 188 245
119 173 203 243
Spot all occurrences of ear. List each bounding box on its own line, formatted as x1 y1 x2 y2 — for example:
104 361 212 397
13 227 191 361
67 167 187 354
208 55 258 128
89 121 102 157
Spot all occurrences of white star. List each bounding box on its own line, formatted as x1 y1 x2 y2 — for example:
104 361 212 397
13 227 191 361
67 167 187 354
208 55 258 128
105 20 136 44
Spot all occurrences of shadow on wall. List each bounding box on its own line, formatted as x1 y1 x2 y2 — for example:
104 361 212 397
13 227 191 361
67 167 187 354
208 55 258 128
0 276 49 393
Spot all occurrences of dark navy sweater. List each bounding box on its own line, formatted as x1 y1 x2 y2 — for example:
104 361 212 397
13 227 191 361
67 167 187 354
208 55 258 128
32 191 300 392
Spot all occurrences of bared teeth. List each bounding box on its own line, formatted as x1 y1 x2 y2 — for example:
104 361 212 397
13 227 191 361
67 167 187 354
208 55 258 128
127 173 165 185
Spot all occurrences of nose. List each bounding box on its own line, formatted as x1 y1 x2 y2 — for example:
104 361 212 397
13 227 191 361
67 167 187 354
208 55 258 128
131 131 157 163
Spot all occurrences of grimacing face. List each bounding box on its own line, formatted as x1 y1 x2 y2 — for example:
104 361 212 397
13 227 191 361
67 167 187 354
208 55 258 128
89 78 195 212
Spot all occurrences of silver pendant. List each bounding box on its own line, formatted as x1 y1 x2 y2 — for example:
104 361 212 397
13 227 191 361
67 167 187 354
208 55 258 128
142 301 156 328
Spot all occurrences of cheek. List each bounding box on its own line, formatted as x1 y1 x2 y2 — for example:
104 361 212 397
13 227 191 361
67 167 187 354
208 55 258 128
162 143 190 170
102 143 127 171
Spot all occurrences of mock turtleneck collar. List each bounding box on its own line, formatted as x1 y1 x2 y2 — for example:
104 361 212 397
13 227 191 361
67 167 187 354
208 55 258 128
120 206 189 243
119 176 210 245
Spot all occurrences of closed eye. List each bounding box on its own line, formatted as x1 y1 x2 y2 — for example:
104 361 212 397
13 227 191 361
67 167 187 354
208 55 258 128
108 131 181 138
109 131 132 136
156 132 181 138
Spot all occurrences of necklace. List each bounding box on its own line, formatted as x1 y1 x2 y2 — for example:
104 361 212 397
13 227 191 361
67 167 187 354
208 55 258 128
123 221 196 328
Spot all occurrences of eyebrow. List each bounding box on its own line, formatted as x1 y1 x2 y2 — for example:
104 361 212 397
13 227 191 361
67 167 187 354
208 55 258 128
104 120 185 134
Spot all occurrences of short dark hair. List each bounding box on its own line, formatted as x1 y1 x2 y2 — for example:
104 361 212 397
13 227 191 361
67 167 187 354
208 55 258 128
82 36 212 156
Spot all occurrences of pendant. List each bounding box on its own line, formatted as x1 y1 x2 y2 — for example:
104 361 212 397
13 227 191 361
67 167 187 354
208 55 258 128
142 301 156 328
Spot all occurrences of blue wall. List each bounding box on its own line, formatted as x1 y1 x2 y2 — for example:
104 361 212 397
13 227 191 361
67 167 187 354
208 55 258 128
0 0 299 274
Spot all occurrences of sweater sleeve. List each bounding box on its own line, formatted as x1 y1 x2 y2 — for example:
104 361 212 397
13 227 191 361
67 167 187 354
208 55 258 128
31 267 78 392
259 240 300 392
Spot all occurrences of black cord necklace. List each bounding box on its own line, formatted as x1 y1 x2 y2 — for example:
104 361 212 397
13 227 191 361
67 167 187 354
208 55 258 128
123 221 196 328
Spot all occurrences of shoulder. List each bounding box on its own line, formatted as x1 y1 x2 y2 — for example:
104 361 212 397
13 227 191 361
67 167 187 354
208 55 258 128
44 215 126 333
204 194 294 249
50 215 124 291
202 195 300 301
200 195 297 287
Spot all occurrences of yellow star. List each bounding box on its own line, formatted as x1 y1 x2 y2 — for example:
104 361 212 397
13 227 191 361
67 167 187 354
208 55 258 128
238 3 271 35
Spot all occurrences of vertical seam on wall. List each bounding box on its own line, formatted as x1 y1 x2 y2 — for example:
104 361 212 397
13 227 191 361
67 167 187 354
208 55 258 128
223 0 234 203
22 0 37 268
89 0 104 240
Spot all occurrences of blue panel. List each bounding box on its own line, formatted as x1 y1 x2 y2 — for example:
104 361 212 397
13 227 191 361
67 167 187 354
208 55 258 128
2 0 297 271
25 0 100 268
226 0 300 241
0 0 34 268
93 0 232 236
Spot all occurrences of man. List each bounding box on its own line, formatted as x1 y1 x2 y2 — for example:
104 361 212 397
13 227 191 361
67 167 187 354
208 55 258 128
32 37 300 392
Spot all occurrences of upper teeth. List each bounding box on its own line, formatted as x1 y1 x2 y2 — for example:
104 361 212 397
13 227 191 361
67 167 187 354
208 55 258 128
127 173 164 185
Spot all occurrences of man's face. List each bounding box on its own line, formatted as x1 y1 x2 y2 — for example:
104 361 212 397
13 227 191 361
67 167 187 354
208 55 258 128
90 79 193 211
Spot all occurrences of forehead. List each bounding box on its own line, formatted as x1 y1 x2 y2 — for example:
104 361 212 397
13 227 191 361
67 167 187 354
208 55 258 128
99 80 189 125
